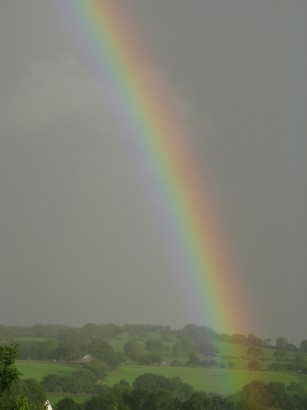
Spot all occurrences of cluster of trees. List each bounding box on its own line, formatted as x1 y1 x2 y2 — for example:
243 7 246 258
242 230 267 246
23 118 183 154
0 344 46 409
0 323 172 345
217 332 299 350
240 380 307 410
4 341 307 409
0 341 123 407
0 324 66 342
83 375 229 410
4 322 307 408
2 322 307 349
14 322 307 379
123 339 165 365
18 340 57 361
3 322 307 361
17 335 121 366
268 351 307 373
1 323 124 363
245 341 307 374
122 325 216 366
42 362 108 394
62 378 307 410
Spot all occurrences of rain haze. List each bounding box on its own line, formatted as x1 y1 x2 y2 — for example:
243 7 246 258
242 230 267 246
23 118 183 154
0 0 306 343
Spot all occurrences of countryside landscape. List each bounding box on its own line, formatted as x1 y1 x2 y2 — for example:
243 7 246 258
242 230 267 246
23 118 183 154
1 1 306 409
1 323 307 408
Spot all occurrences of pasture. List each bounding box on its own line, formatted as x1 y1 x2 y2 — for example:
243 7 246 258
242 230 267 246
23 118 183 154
17 361 77 381
103 364 307 395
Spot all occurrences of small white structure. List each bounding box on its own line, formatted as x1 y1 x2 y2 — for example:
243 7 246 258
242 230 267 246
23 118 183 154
82 353 93 363
72 352 94 364
45 400 53 410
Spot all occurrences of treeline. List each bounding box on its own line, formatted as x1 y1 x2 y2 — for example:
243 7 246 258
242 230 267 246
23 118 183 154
85 379 307 410
0 323 168 342
54 377 307 409
1 323 237 364
3 376 307 409
3 374 307 410
1 322 305 350
4 323 307 375
42 362 108 395
86 378 307 410
1 322 304 350
2 342 307 409
2 323 209 363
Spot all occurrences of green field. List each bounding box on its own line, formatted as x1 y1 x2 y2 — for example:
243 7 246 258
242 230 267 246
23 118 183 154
109 333 130 352
15 359 307 403
110 333 291 371
17 361 77 381
15 334 307 399
103 364 307 395
17 362 89 407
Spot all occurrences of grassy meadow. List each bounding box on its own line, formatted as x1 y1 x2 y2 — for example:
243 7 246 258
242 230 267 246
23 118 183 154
103 364 307 395
9 324 307 405
109 332 288 371
17 361 77 381
17 361 89 405
105 332 307 395
16 358 307 399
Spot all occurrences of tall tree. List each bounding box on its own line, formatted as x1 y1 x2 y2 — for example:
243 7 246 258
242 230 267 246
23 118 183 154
124 340 142 361
0 344 20 393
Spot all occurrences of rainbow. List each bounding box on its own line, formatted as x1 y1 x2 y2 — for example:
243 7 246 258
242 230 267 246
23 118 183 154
56 0 249 335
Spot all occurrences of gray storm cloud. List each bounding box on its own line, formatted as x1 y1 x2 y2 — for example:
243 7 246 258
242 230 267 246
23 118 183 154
0 0 306 342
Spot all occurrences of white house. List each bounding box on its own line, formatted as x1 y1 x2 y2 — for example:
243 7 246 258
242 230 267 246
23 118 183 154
45 400 53 410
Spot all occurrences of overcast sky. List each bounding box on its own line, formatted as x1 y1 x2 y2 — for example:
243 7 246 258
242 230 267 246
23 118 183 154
0 0 306 343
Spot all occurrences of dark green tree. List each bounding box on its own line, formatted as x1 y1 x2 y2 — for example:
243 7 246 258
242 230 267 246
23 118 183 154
172 339 196 357
84 387 125 410
247 333 261 346
138 353 161 365
299 339 307 353
124 340 142 361
169 377 194 401
126 388 178 410
246 346 262 359
56 397 81 409
230 333 248 344
287 382 307 409
240 380 269 410
145 340 163 356
0 344 20 393
186 352 201 367
15 395 33 410
88 339 120 369
42 374 64 393
247 360 261 371
62 369 96 394
181 391 211 410
266 382 293 409
0 378 46 409
276 336 289 349
133 373 172 392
